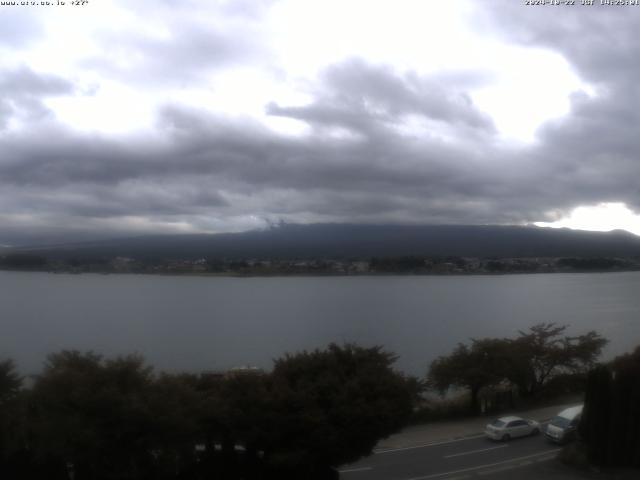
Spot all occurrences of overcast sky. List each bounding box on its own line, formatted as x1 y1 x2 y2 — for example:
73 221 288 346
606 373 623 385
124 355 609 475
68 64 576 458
2 0 640 245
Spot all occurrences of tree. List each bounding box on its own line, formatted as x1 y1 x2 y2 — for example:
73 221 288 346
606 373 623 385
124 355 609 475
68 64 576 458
0 359 21 405
507 323 607 398
580 365 613 466
580 346 640 467
265 344 419 478
29 351 158 480
144 373 203 479
196 369 274 478
428 338 511 414
427 324 608 411
0 359 24 476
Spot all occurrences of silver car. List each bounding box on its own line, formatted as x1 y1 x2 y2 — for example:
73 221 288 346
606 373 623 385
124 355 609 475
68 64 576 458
485 416 540 441
545 405 582 444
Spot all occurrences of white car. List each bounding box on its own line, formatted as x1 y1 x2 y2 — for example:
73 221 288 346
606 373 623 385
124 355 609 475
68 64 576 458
485 416 540 441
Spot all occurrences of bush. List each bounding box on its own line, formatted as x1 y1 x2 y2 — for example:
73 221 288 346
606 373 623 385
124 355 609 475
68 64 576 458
0 344 420 480
265 344 419 473
539 373 587 398
580 346 640 468
410 394 473 424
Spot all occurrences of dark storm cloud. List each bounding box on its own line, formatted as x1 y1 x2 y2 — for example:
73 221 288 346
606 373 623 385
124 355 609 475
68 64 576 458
1 101 474 190
476 1 640 216
0 57 549 243
267 59 496 136
2 181 228 219
0 101 524 244
0 66 74 128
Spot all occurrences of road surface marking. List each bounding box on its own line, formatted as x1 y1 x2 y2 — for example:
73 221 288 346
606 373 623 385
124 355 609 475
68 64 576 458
536 455 556 462
404 448 561 480
443 444 508 459
338 466 373 474
375 434 487 454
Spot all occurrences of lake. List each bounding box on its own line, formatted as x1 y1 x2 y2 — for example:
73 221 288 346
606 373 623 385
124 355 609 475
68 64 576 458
2 271 640 376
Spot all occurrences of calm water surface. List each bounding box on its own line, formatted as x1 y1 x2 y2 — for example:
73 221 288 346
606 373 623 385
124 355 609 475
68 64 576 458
2 271 640 375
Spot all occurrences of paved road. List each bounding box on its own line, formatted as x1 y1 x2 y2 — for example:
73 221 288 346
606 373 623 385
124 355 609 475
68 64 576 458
339 426 561 480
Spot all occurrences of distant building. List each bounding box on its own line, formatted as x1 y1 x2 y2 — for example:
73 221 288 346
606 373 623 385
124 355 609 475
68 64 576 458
352 261 370 273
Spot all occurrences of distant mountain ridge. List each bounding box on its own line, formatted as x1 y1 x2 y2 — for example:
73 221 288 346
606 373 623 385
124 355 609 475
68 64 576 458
11 224 640 260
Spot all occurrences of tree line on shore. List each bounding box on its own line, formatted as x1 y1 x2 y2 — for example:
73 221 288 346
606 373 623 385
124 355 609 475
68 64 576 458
0 324 634 479
2 252 640 276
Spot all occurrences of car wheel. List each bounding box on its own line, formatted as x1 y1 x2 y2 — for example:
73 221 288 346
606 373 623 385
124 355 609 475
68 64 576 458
502 434 511 442
531 428 540 436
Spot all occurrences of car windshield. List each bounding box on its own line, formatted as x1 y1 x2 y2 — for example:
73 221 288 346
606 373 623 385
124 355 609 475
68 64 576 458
550 416 571 428
490 419 506 427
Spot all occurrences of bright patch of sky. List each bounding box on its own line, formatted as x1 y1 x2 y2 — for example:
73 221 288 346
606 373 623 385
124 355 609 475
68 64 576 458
536 203 640 237
268 0 591 142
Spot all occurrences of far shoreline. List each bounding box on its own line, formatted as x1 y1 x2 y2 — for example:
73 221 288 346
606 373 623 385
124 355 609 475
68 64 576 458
2 266 640 279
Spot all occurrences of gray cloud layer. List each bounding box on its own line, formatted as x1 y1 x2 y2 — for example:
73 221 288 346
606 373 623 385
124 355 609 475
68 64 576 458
0 67 74 128
478 2 640 212
2 2 640 244
267 59 496 134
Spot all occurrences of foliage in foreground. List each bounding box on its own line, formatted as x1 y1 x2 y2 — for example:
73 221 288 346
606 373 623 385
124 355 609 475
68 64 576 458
580 346 640 468
427 323 607 413
0 344 418 480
